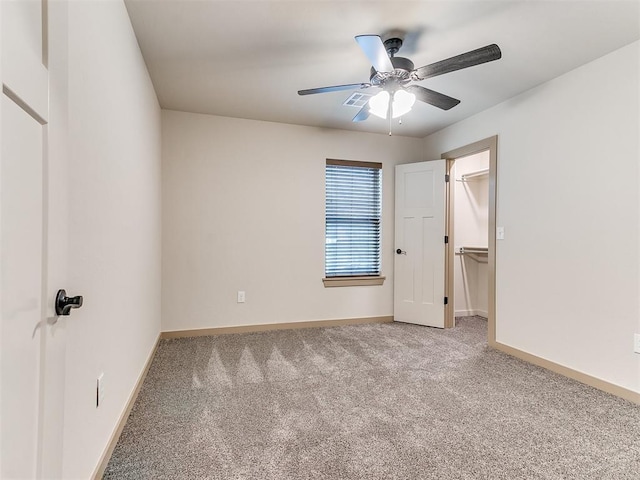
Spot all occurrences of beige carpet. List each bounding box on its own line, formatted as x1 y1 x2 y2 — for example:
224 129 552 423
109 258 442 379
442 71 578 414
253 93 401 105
104 317 640 479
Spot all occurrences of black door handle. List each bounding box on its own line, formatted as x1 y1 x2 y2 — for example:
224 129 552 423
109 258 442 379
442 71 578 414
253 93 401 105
396 249 406 255
55 289 83 316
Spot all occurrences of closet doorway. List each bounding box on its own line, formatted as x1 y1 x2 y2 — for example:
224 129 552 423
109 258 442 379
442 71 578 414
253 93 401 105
442 137 497 345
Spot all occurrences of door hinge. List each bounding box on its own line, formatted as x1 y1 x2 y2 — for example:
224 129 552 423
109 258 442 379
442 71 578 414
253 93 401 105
445 174 450 183
444 296 448 305
444 235 449 244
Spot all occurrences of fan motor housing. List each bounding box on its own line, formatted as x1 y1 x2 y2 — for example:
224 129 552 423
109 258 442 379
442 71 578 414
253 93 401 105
370 56 415 86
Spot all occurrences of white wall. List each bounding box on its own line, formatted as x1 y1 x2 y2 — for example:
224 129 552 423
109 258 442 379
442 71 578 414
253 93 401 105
61 1 162 478
453 151 489 317
424 41 640 393
162 111 423 331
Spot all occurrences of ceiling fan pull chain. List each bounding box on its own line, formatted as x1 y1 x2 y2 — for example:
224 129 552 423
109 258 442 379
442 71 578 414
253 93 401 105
388 95 393 136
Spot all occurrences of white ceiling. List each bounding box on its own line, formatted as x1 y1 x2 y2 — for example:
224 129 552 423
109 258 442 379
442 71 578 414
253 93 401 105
124 0 640 138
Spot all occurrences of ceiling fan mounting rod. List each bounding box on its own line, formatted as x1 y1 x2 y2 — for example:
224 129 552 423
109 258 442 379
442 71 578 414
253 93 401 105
383 37 403 57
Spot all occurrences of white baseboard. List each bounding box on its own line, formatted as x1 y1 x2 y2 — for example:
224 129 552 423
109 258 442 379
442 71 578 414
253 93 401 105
92 334 161 479
455 309 487 318
491 341 640 405
161 316 394 339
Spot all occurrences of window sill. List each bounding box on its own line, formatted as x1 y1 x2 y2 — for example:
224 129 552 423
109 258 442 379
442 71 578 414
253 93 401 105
323 276 386 287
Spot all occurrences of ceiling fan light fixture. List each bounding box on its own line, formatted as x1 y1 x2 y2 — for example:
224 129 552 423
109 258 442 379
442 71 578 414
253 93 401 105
298 35 502 127
392 90 416 118
369 91 390 119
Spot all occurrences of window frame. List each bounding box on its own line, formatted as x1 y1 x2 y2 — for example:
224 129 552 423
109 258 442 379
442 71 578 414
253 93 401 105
323 158 385 287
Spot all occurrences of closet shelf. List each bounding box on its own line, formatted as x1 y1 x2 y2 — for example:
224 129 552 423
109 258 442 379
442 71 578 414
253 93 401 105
457 168 489 182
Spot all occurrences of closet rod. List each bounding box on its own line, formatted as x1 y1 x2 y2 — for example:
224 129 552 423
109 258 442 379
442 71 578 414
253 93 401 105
459 246 488 255
457 168 489 182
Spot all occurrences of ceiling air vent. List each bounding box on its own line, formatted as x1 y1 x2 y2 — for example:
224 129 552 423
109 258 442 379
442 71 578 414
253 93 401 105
342 92 372 108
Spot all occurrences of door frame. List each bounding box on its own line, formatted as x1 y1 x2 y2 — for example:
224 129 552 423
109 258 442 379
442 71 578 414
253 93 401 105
441 136 497 345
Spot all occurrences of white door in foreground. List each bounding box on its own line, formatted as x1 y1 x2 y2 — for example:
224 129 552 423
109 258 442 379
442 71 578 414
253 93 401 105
1 0 55 477
394 161 446 328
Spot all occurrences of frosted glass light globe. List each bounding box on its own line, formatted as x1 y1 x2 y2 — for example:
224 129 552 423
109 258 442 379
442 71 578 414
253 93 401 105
369 91 390 119
392 90 416 119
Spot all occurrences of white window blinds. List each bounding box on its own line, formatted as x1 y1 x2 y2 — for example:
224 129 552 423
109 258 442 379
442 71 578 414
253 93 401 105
325 159 382 277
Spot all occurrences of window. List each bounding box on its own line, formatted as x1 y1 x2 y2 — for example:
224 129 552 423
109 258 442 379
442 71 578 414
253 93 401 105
324 159 385 287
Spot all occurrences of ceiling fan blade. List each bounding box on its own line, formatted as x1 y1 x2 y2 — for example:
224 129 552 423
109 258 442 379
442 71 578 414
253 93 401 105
298 83 371 96
413 44 502 80
355 35 394 73
406 85 460 111
352 104 370 122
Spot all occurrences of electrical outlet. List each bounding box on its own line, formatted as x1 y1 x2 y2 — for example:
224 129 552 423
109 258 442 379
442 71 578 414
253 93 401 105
237 291 246 303
97 373 105 407
634 334 640 354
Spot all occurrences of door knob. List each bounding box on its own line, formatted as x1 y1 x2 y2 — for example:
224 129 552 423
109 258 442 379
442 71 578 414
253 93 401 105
396 248 406 255
55 289 83 316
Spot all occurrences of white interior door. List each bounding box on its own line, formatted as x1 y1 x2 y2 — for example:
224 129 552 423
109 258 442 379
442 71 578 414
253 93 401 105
1 94 45 479
394 160 447 328
1 0 57 477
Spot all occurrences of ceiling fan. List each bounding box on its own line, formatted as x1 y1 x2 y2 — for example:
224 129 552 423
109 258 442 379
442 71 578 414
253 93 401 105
298 35 502 123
